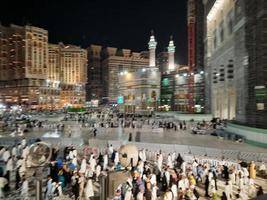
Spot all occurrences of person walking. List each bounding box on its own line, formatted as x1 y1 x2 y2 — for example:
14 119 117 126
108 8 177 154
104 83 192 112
204 175 210 197
85 178 94 199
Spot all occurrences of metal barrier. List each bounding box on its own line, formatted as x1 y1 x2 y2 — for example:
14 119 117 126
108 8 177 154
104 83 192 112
1 137 266 162
0 136 83 147
104 140 267 162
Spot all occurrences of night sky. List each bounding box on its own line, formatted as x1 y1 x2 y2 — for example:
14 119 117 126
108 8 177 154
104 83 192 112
0 0 188 64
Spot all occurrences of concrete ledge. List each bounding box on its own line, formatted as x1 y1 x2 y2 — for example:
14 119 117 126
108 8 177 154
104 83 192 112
225 123 267 148
246 139 267 149
155 112 213 121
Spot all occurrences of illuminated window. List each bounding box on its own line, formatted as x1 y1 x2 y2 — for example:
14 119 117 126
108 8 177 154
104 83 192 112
257 103 265 111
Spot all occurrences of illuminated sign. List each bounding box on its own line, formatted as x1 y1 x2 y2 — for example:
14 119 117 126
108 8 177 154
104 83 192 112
117 96 124 104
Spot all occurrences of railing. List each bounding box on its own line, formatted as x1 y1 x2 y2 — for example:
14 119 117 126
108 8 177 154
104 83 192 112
89 139 267 163
0 136 83 147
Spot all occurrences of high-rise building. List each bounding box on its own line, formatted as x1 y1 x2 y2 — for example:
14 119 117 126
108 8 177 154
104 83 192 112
47 43 87 108
187 0 205 113
59 44 87 107
86 45 103 101
148 31 157 67
101 48 149 102
0 24 87 108
48 44 61 82
0 24 49 105
157 52 169 73
203 0 267 128
167 36 176 72
118 32 161 113
160 65 205 113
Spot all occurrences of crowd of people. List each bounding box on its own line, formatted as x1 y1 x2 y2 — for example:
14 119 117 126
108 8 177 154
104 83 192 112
0 110 266 200
111 149 266 200
0 136 266 200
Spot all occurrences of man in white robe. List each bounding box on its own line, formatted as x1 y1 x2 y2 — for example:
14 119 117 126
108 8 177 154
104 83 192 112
72 157 78 167
108 145 114 157
171 182 178 200
114 151 119 166
57 183 63 196
139 151 144 161
2 149 10 162
22 146 29 160
157 153 163 171
90 156 97 172
21 178 29 198
73 148 77 157
21 138 27 148
85 178 94 199
181 161 187 173
151 185 158 200
142 149 146 162
124 179 133 200
242 167 249 185
164 190 173 200
165 169 170 187
79 157 87 174
45 176 53 200
0 177 7 198
69 150 74 160
224 181 232 200
12 146 17 157
79 175 85 199
178 176 189 191
167 154 173 168
103 153 108 170
95 165 101 181
171 152 176 163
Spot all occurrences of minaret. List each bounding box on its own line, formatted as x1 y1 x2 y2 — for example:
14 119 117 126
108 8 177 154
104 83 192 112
167 35 176 71
148 30 157 67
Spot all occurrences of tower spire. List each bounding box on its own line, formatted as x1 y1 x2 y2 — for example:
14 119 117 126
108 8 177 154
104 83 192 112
148 30 157 50
168 35 175 53
148 30 157 67
168 35 175 71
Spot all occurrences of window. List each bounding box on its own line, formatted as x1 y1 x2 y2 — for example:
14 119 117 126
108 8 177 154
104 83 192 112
213 29 217 49
220 21 224 42
257 103 265 111
228 18 233 35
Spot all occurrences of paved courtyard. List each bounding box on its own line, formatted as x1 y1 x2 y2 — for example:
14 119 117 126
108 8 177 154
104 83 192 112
93 127 267 153
2 115 267 153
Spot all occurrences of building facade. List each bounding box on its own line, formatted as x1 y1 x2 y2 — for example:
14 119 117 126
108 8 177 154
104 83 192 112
160 65 205 113
157 52 169 73
187 0 205 113
0 24 87 109
86 45 103 101
58 44 87 107
117 33 161 113
118 67 161 113
101 48 149 102
0 24 49 106
204 0 267 128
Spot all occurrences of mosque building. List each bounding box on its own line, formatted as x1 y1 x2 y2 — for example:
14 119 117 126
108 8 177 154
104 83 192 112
117 31 205 114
